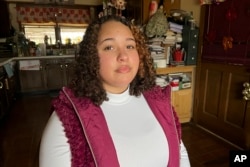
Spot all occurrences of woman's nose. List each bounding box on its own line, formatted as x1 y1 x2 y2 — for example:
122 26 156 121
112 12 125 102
117 48 128 62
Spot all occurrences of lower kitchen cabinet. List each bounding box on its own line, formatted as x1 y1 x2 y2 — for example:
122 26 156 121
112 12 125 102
44 58 75 90
18 65 45 92
0 64 17 120
18 58 75 93
44 59 66 90
156 65 196 123
64 60 75 86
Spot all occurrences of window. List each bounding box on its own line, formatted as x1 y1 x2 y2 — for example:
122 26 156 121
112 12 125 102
18 5 91 46
60 26 86 45
23 24 87 45
24 25 56 44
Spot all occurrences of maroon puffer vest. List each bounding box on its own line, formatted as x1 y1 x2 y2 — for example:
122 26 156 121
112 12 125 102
52 85 181 167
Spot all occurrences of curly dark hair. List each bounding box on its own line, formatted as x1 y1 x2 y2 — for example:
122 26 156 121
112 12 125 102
70 15 156 106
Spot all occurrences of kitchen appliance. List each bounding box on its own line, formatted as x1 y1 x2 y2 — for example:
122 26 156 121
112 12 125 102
0 38 15 58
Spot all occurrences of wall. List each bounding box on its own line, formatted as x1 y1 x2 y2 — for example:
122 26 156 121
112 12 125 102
8 4 18 31
142 0 201 26
180 0 201 26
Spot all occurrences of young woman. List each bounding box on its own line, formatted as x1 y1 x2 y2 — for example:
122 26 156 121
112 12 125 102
39 15 190 167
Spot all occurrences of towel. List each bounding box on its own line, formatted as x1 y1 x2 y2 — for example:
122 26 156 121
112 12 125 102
3 63 14 78
19 60 40 70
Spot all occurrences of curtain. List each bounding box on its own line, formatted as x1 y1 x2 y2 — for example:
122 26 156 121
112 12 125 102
16 6 90 24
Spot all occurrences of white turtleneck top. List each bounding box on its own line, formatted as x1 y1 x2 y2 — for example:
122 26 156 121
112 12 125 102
100 88 169 167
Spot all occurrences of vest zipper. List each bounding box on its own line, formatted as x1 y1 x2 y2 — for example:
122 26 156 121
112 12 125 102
63 89 98 167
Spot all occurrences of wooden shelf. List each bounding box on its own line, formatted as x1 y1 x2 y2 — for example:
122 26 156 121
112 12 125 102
156 65 196 123
156 65 196 74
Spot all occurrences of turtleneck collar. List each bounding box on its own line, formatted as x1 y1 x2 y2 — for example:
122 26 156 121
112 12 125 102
105 87 131 105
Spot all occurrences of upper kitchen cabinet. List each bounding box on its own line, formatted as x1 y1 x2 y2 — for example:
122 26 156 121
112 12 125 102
0 1 12 38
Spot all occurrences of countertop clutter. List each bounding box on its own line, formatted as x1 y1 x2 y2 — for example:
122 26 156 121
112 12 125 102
0 55 75 66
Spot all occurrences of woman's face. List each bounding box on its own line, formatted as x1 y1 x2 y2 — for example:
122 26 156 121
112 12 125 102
97 20 139 94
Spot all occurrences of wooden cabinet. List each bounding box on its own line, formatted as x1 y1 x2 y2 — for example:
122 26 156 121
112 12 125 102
64 59 75 85
44 59 66 90
44 58 75 90
194 63 250 149
156 65 196 123
18 61 45 92
193 1 250 149
18 58 75 93
201 0 250 66
171 89 192 123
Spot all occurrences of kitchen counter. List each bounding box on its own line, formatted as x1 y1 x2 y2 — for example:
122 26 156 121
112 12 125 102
0 55 75 66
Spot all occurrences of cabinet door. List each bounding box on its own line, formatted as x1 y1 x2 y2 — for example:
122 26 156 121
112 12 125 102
172 89 192 123
18 66 45 92
64 62 75 86
44 61 65 90
196 63 250 149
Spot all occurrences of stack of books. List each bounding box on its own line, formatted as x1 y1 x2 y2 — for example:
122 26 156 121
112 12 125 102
169 22 183 33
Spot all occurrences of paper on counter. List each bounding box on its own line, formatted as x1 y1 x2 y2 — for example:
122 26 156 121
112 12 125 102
19 60 40 70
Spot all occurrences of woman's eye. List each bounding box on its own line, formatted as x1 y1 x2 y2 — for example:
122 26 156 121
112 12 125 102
104 46 113 51
127 45 135 49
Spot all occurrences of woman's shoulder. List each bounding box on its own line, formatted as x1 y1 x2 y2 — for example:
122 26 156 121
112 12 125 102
53 86 94 111
143 85 171 101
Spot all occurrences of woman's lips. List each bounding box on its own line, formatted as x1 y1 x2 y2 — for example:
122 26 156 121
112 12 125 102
116 65 131 73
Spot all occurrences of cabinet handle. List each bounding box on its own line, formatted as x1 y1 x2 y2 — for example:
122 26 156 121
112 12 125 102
65 64 68 68
4 78 9 90
0 82 3 89
60 64 63 69
242 82 250 100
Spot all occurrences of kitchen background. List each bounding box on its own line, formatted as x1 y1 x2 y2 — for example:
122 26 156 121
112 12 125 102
1 2 249 167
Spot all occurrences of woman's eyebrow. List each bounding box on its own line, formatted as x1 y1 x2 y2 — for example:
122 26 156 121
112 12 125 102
99 37 135 44
127 38 136 42
98 38 114 45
